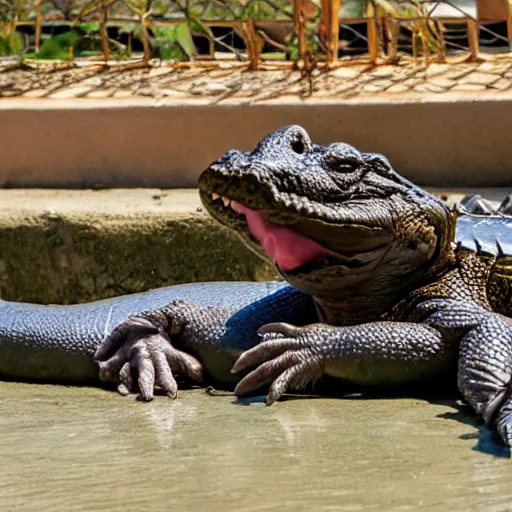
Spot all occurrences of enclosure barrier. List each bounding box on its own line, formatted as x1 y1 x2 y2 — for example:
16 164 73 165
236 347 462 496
1 1 511 69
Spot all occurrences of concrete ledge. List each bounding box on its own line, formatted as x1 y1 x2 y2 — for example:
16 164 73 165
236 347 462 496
2 95 512 188
0 187 507 305
0 189 275 304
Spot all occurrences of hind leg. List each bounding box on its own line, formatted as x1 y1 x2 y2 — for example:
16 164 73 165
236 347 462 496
456 310 512 448
495 399 512 447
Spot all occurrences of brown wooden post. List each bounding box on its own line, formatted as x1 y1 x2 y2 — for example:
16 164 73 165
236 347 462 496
293 0 308 65
385 17 399 63
422 31 430 67
68 44 74 66
243 20 260 70
99 8 110 65
436 22 446 63
367 16 378 64
141 8 152 65
128 32 133 56
34 0 43 53
467 18 479 61
320 0 340 66
508 13 512 46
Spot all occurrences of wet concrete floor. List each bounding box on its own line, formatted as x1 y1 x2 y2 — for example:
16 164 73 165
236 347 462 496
1 382 511 512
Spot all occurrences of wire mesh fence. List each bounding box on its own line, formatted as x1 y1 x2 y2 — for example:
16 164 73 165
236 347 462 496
0 1 511 69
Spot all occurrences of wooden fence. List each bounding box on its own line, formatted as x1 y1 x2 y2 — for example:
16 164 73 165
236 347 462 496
2 1 512 68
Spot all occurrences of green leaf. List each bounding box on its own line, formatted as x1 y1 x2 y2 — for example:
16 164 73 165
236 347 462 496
200 3 217 20
82 21 100 33
188 13 214 39
174 23 195 59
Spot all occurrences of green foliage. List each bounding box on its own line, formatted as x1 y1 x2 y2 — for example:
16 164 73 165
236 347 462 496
0 30 23 55
0 0 32 23
340 0 366 18
37 31 79 59
81 21 100 32
164 0 292 21
153 23 195 60
0 0 445 63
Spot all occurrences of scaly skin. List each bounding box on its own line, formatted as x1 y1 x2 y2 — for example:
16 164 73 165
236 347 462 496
0 281 310 384
1 125 512 449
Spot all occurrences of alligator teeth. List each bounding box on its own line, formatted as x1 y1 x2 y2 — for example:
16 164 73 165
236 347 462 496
209 192 231 208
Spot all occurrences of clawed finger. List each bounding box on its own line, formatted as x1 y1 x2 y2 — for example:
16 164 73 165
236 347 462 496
96 315 203 402
97 342 132 380
164 343 204 384
117 362 133 396
153 350 178 399
266 362 314 405
132 346 155 401
234 351 301 397
232 338 301 374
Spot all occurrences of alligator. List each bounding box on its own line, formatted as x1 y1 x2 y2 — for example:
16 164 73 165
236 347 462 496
1 125 511 449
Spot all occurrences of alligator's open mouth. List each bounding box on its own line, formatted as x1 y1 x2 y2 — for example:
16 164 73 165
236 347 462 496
200 189 392 274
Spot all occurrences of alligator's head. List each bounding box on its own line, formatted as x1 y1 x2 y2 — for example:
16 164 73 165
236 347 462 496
199 125 456 305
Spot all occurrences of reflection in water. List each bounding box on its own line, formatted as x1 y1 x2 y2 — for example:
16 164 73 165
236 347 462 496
272 406 330 448
144 400 198 450
1 383 511 511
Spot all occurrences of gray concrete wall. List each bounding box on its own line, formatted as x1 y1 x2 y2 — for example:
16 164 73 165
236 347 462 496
1 95 512 188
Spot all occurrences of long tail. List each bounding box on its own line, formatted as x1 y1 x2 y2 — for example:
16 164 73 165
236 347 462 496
0 281 286 384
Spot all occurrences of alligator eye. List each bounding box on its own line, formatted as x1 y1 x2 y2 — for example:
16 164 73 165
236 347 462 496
325 143 363 172
326 158 359 172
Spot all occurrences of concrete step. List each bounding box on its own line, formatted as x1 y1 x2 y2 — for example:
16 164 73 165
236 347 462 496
0 187 508 305
0 188 275 304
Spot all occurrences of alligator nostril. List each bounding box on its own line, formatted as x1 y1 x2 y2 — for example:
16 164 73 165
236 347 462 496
291 139 305 155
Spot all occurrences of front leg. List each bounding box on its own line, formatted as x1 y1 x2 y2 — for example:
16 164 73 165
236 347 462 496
234 299 512 448
94 285 317 400
233 319 457 405
94 300 233 400
432 302 512 448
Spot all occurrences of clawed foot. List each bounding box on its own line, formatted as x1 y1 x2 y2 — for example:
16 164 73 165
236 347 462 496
232 322 325 405
94 313 203 401
496 402 512 450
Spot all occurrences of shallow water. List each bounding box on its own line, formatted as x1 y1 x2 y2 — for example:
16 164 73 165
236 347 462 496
1 382 511 512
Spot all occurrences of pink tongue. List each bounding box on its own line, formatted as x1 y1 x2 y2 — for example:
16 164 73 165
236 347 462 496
231 200 334 271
